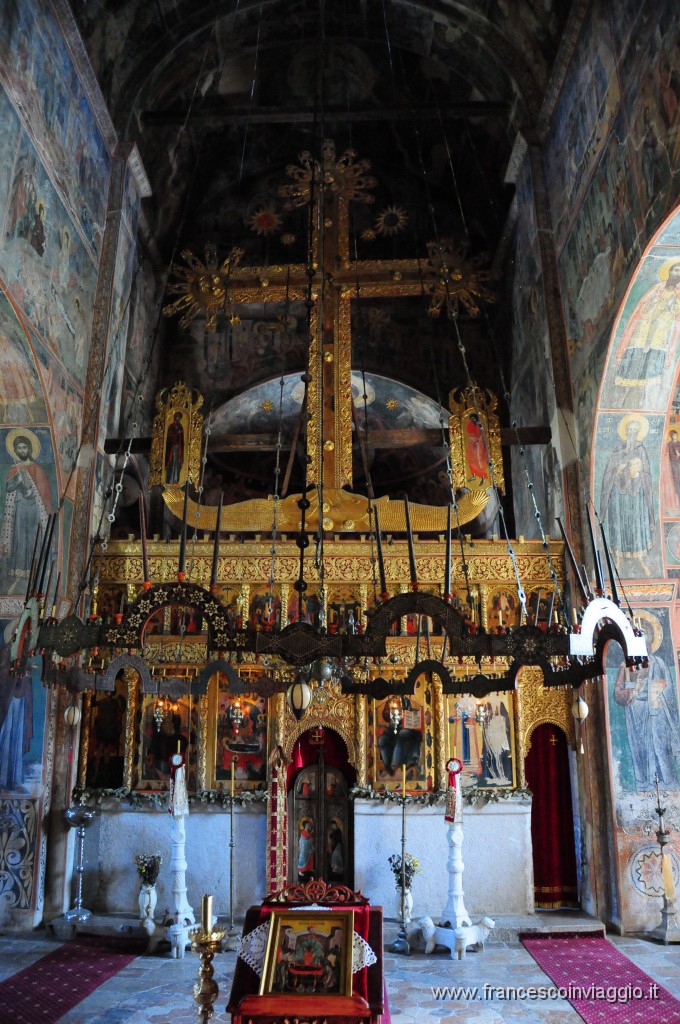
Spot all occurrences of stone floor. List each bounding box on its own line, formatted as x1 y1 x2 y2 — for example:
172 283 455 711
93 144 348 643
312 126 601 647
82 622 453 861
0 915 679 1023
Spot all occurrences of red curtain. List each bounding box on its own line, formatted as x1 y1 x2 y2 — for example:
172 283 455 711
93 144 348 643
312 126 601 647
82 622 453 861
286 728 356 789
525 723 578 908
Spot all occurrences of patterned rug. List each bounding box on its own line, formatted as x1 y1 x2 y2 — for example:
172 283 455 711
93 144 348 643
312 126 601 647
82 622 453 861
0 936 141 1024
520 932 680 1024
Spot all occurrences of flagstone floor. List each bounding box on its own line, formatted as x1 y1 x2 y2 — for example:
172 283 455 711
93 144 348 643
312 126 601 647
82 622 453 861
0 921 679 1024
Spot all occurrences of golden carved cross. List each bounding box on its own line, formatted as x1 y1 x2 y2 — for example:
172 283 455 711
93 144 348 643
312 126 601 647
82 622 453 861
165 141 495 491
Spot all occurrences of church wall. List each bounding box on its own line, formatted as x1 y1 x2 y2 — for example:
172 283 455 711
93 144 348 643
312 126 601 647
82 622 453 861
510 0 680 937
353 800 534 920
509 0 680 932
81 805 267 918
0 0 157 928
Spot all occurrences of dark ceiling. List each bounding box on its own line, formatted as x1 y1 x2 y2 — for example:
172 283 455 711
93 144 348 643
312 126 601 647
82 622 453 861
73 0 569 513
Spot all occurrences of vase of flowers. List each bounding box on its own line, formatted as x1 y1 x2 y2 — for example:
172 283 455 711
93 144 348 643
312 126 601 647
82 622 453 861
388 853 420 924
135 853 162 926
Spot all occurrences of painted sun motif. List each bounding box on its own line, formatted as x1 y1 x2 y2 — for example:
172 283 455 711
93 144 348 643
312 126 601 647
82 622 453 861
249 205 283 236
386 398 399 410
375 205 408 237
361 228 377 242
281 232 296 246
261 400 274 412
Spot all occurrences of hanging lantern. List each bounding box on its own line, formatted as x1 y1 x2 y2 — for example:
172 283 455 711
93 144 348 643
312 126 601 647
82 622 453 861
228 696 245 735
287 675 313 721
64 704 81 729
388 697 403 733
154 697 169 732
572 692 589 755
571 694 589 722
474 701 489 727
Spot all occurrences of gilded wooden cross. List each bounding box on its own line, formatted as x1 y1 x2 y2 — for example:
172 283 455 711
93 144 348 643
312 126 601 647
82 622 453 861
164 140 495 492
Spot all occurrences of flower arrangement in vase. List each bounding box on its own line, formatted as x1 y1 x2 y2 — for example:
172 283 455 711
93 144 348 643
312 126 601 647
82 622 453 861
388 852 421 890
135 852 162 931
135 852 162 887
388 852 421 924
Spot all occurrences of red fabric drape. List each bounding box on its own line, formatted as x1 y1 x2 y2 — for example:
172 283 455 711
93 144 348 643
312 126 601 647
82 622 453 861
525 723 578 908
286 728 356 789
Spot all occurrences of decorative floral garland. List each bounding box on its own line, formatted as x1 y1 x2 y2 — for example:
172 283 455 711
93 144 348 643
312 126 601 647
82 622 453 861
73 786 269 809
349 785 532 807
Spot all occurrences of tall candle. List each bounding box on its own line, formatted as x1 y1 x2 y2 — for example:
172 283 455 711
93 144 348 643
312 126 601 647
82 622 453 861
231 756 235 797
662 850 676 901
201 893 213 933
402 762 406 794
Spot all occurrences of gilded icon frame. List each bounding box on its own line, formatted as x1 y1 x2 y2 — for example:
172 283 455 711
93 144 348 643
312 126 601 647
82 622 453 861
259 909 354 997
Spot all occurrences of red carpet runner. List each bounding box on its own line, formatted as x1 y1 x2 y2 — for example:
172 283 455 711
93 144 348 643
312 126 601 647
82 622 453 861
0 937 140 1024
521 933 680 1024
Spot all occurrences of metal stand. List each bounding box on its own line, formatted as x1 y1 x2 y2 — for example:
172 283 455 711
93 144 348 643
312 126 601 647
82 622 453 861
649 775 680 944
224 790 239 951
63 805 97 923
389 782 410 956
190 902 226 1024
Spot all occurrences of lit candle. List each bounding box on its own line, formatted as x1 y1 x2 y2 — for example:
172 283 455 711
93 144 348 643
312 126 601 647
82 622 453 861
201 893 213 933
498 609 503 628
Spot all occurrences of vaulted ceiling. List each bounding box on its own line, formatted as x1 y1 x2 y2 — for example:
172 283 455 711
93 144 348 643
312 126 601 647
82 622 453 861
73 0 571 512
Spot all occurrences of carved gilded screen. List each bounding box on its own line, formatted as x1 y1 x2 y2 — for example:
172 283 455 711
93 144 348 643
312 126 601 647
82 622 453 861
446 692 516 791
367 673 435 792
205 675 268 790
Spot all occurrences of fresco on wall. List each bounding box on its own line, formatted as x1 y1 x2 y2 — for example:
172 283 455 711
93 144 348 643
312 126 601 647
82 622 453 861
0 427 56 597
32 340 82 499
594 412 664 579
559 114 642 372
0 133 97 387
0 288 47 427
0 86 21 217
544 5 619 247
606 612 680 794
0 643 47 796
600 251 680 413
0 0 111 260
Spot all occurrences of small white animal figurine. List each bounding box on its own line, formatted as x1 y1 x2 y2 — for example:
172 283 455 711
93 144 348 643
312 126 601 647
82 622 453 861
453 916 495 959
419 916 457 958
405 919 425 951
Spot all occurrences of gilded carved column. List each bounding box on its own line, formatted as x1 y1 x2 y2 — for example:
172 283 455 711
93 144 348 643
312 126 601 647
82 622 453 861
355 695 367 787
123 668 140 791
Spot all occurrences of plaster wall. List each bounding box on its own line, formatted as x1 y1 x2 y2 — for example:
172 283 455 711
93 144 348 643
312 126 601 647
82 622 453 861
353 799 534 920
82 804 267 920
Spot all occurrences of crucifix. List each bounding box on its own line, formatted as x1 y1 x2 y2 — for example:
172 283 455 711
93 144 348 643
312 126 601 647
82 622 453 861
164 139 497 497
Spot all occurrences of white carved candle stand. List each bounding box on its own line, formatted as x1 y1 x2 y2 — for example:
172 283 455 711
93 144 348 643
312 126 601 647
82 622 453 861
166 752 195 958
440 758 471 929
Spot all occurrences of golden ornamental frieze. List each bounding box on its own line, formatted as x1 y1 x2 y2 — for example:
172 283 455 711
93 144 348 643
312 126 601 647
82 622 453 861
161 485 489 535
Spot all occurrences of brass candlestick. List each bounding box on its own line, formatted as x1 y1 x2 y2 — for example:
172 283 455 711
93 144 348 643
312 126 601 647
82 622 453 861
649 774 680 944
190 895 226 1023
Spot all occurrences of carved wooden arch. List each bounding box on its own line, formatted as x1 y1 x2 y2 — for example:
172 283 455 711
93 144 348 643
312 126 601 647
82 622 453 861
524 719 573 759
282 716 357 769
368 590 467 645
197 658 239 693
101 652 152 692
102 580 231 649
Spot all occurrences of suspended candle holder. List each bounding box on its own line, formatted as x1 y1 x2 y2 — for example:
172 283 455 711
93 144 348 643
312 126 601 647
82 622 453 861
228 696 245 735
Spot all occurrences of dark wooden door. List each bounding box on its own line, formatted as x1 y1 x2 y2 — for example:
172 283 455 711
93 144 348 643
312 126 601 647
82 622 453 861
289 752 350 886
